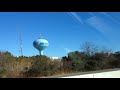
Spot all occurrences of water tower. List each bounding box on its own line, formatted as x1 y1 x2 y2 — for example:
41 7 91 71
33 35 49 55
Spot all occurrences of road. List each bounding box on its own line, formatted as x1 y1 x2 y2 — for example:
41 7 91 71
61 69 120 78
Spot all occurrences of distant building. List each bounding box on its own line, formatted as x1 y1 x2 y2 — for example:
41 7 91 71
50 57 62 60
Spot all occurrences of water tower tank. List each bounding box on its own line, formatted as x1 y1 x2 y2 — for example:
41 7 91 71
33 35 49 55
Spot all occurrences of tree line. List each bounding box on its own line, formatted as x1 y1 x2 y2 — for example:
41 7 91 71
0 42 120 78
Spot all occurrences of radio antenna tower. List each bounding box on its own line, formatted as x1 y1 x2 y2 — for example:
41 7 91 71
19 32 23 56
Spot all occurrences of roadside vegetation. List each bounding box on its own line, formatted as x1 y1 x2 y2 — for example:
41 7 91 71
0 42 120 78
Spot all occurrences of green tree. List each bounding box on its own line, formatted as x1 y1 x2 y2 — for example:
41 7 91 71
23 56 61 77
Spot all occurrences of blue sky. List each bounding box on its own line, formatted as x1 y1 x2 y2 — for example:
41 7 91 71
0 12 120 57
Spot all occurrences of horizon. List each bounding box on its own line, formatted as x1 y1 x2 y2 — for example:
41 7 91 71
0 12 120 57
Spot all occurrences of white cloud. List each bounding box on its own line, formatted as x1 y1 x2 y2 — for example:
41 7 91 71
64 48 71 53
99 12 120 25
85 16 113 34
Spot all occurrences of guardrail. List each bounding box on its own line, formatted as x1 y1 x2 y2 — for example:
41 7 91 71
46 68 120 78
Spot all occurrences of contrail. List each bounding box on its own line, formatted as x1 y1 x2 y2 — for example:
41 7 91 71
67 12 84 24
67 12 110 42
84 15 111 43
89 12 95 17
67 12 79 23
85 14 114 34
99 12 120 25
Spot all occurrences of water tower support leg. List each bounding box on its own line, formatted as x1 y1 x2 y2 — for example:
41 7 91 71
39 50 43 55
